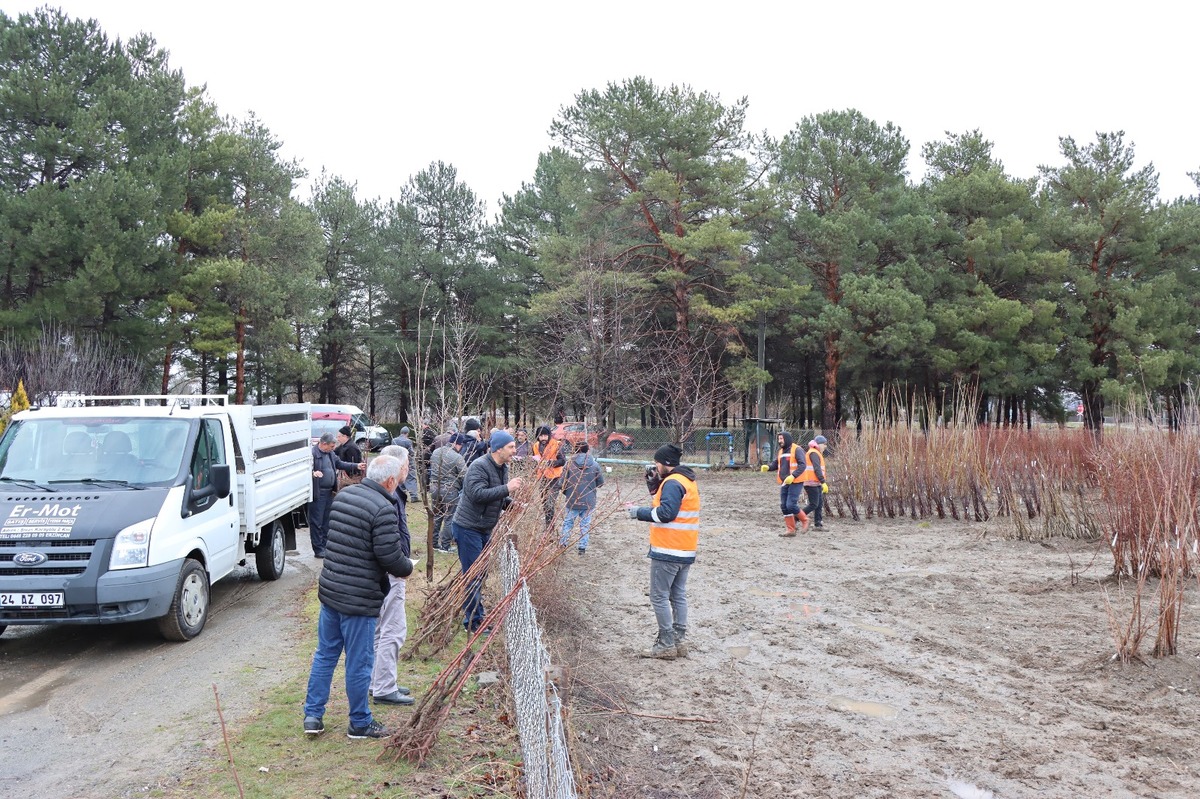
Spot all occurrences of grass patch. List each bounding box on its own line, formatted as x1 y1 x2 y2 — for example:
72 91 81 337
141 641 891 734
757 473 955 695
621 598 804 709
153 548 523 798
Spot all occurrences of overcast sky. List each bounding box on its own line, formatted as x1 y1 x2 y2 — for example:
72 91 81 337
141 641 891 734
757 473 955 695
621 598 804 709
8 1 1198 214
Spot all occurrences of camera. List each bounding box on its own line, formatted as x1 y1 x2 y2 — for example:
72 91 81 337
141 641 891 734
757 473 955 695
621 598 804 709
644 464 663 495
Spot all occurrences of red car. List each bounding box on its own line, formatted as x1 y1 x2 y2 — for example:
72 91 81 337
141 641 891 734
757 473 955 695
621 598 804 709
552 422 634 454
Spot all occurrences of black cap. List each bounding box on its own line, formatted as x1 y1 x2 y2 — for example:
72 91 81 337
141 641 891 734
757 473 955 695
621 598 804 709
338 425 353 437
654 444 683 467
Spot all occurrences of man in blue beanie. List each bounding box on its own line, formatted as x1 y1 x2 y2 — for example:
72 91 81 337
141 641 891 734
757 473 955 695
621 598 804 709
451 428 521 633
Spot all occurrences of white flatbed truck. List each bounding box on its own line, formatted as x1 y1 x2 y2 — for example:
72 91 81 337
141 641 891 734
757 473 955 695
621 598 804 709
0 395 312 641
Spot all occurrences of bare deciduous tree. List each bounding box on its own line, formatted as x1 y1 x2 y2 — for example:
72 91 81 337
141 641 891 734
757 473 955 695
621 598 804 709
0 323 146 404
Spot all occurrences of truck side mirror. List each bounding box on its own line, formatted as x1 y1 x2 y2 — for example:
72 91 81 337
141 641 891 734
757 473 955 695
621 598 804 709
211 465 231 499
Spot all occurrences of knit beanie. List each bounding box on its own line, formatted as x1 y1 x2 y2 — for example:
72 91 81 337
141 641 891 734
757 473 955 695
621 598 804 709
654 444 683 467
489 430 515 451
535 424 551 439
464 418 481 432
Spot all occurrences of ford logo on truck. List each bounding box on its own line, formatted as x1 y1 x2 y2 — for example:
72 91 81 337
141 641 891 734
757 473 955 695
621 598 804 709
14 551 48 566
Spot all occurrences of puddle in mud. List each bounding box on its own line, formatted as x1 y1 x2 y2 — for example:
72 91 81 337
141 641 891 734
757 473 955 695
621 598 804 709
847 620 898 637
726 645 751 658
946 777 995 798
0 672 74 715
827 694 899 718
787 602 822 617
749 587 810 598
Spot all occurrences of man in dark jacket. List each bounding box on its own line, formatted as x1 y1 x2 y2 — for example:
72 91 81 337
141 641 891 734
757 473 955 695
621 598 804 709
302 455 415 740
310 432 365 558
450 429 522 633
460 417 488 466
334 425 364 490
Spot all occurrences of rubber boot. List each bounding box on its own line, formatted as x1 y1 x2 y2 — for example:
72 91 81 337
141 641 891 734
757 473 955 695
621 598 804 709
780 515 797 537
796 509 810 532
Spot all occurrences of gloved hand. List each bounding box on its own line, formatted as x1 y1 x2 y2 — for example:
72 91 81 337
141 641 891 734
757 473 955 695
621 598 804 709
760 464 769 473
822 482 829 494
627 507 639 520
782 475 795 485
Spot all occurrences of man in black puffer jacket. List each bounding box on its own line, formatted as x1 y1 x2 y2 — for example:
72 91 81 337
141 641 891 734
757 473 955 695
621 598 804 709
302 455 414 740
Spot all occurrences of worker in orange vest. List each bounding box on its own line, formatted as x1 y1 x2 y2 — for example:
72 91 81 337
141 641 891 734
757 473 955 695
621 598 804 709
627 444 699 660
532 425 567 525
762 431 809 535
797 435 829 529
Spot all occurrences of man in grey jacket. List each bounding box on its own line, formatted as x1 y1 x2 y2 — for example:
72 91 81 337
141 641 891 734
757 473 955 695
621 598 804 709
429 433 467 552
302 455 415 740
450 430 522 633
559 442 604 553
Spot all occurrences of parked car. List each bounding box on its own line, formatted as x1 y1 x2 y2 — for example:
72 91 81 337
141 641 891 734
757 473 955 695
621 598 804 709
309 403 390 451
552 422 634 454
310 412 352 446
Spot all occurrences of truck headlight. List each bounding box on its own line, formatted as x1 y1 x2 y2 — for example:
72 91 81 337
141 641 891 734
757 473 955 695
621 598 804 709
110 518 155 570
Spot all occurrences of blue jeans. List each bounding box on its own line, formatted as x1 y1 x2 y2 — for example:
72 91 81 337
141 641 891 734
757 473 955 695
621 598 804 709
308 487 334 554
452 521 490 631
559 507 594 550
649 559 690 637
803 484 824 526
779 484 803 517
303 604 377 728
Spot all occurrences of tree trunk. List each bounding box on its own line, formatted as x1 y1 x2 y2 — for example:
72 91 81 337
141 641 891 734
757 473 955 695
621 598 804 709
822 330 840 436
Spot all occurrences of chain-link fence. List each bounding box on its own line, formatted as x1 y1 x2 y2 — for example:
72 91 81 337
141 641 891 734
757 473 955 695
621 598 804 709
499 539 577 799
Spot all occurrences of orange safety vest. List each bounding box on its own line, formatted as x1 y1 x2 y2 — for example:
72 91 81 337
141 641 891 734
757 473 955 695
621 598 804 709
533 437 565 480
776 443 801 485
649 472 700 560
797 446 826 485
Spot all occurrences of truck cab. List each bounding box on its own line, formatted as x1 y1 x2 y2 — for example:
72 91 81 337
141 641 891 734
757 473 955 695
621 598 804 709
0 396 311 641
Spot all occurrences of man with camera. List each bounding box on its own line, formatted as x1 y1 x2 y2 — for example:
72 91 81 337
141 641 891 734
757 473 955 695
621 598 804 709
450 429 522 633
628 444 699 660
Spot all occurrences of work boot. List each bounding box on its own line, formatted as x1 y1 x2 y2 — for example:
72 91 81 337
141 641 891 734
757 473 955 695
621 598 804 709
672 625 689 658
796 510 810 532
639 631 677 659
780 515 797 537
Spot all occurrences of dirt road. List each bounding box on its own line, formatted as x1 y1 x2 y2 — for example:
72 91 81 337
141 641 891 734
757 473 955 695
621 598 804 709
563 471 1200 798
0 552 317 798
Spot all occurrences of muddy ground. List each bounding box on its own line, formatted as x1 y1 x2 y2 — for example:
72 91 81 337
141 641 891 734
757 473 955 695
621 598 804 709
554 471 1200 799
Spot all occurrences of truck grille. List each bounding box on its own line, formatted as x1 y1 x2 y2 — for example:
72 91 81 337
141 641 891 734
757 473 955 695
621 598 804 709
0 539 98 576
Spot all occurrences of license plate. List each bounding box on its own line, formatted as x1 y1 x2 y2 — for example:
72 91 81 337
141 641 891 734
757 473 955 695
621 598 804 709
0 592 64 608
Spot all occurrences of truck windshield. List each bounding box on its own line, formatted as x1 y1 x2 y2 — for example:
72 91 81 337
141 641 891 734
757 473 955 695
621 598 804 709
0 418 191 488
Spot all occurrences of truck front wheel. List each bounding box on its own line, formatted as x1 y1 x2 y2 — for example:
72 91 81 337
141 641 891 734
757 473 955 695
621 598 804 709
255 520 286 581
157 558 209 641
